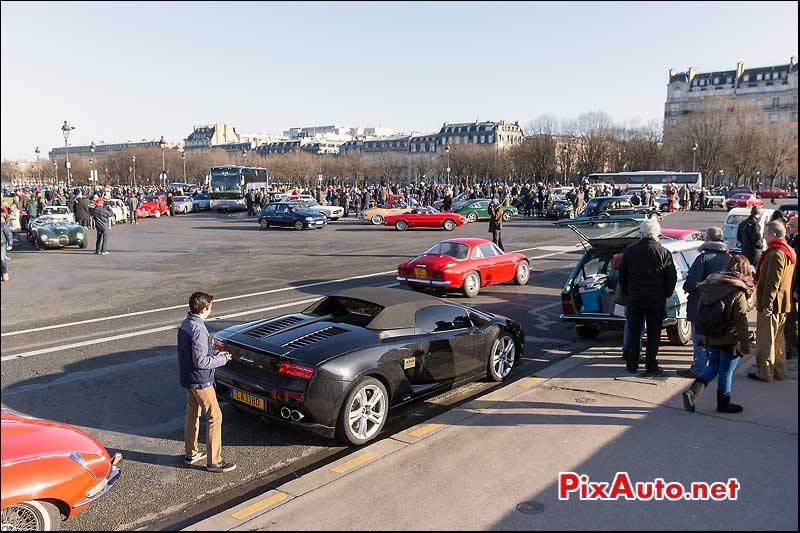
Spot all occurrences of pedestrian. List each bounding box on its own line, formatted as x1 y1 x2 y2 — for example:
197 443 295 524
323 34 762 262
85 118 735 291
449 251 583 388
177 292 236 472
167 192 175 217
682 255 754 414
74 193 92 228
785 216 798 360
748 220 797 382
736 205 764 268
619 217 677 375
91 198 114 255
488 200 504 250
127 193 139 224
1 213 12 282
677 227 732 379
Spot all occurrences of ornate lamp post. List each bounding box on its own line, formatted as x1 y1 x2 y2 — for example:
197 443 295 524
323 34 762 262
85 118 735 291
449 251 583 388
131 155 137 188
719 169 724 188
181 150 187 181
89 141 96 187
692 142 698 173
53 160 58 186
61 120 75 189
242 147 247 166
562 144 569 183
34 146 41 184
159 136 167 188
445 144 451 185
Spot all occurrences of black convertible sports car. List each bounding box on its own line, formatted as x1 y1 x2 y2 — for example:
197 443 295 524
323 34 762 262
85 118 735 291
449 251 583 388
213 287 524 445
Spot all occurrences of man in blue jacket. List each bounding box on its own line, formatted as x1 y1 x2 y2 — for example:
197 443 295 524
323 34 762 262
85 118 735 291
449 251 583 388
177 292 236 472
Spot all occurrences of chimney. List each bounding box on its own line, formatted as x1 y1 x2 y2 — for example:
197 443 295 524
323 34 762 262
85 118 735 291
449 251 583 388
669 68 677 80
735 62 745 90
791 55 798 66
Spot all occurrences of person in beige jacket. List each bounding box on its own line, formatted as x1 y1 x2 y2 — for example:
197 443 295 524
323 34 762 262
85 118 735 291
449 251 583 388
749 220 797 382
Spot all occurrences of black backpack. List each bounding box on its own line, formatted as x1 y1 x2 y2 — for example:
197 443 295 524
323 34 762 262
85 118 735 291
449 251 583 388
694 290 742 337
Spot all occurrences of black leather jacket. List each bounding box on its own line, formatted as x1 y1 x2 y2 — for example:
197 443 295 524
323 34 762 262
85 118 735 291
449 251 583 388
620 238 678 309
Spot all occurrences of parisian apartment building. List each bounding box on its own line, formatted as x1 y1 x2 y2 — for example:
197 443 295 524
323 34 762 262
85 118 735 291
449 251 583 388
663 55 798 142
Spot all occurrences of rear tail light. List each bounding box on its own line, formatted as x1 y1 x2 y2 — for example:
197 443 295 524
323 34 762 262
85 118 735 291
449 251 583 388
561 292 576 315
211 337 225 352
278 361 315 380
432 270 444 280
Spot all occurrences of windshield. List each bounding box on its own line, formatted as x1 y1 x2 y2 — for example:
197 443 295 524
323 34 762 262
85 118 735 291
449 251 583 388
173 196 190 201
423 242 470 260
293 207 315 215
193 193 209 200
725 214 750 225
144 195 160 202
43 207 69 214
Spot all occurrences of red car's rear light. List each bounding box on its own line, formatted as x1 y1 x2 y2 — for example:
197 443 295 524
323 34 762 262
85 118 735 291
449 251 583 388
561 292 576 315
278 361 315 380
211 337 225 352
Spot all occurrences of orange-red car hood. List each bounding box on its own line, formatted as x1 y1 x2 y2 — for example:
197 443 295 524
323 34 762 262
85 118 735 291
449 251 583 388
1 412 107 465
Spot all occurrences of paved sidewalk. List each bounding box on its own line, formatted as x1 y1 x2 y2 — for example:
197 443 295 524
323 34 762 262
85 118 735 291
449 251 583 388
187 344 798 531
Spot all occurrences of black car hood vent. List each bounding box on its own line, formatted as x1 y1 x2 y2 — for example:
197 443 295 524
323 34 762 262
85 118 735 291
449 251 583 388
243 316 305 339
281 326 348 350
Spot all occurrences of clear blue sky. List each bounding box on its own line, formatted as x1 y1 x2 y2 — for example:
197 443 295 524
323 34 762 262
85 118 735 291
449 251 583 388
1 1 797 160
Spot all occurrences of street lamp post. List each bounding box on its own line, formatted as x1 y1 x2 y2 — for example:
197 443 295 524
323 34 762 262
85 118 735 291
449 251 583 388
181 150 186 181
89 141 96 187
719 169 724 188
131 155 136 188
53 160 58 186
61 120 75 189
562 145 568 184
242 148 247 166
445 144 451 185
159 136 167 188
34 146 41 184
756 170 761 189
692 142 698 173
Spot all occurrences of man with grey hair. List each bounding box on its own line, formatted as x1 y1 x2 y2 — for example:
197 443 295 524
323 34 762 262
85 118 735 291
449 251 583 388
749 220 797 382
677 227 732 379
737 205 764 267
620 216 678 375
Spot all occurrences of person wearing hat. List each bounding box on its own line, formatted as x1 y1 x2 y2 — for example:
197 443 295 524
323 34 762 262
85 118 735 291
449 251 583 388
619 216 678 375
91 198 114 255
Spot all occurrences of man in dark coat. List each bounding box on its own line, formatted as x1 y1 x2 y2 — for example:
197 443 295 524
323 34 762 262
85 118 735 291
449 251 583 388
737 205 764 267
74 194 92 228
620 216 678 375
91 199 114 255
677 227 732 378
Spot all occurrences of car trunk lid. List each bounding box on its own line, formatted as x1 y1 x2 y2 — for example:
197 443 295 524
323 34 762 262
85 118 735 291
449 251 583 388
555 215 646 250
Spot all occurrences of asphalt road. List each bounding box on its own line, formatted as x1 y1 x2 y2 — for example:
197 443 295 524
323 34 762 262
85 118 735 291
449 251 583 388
0 205 770 531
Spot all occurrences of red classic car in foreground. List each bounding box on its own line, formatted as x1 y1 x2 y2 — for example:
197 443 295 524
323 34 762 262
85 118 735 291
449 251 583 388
724 193 763 210
397 238 531 297
1 410 122 531
136 195 169 218
383 206 469 231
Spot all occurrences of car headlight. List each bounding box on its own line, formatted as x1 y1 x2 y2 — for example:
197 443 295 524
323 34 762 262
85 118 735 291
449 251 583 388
305 217 314 221
76 233 84 239
40 235 48 241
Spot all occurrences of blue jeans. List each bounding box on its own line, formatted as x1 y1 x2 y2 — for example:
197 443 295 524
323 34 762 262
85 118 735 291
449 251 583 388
95 230 108 254
698 347 740 394
690 329 711 374
623 316 645 353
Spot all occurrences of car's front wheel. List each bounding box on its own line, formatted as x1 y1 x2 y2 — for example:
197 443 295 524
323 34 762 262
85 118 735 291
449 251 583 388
259 219 269 230
154 211 160 218
1 500 61 531
514 260 530 285
370 214 384 225
466 212 478 223
78 240 87 249
667 318 692 345
294 220 304 231
395 220 408 231
442 219 456 231
488 333 516 381
502 210 513 221
336 377 388 445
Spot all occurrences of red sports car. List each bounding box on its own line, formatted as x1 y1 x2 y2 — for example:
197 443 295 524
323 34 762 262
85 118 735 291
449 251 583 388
384 206 469 231
1 410 122 531
397 238 531 297
724 193 763 210
757 187 789 199
136 195 169 218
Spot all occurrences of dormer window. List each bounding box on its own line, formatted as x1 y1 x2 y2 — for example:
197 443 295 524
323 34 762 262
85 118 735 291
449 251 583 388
743 75 750 82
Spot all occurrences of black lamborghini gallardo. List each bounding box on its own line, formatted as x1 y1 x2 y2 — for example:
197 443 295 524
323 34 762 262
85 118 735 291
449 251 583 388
213 287 523 445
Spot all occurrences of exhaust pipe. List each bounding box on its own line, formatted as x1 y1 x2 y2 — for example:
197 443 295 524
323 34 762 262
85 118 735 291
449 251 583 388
290 410 304 422
280 407 291 419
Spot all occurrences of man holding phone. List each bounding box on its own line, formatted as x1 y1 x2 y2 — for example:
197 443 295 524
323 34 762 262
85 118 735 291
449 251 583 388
177 291 236 472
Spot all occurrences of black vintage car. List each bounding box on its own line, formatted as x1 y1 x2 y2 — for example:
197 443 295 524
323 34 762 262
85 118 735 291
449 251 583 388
214 287 524 445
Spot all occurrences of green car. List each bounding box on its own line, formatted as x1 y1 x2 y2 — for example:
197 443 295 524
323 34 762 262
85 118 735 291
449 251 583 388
546 200 575 220
27 216 88 250
452 199 517 223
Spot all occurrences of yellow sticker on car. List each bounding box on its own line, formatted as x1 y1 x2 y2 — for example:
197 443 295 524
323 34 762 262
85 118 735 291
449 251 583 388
403 357 415 369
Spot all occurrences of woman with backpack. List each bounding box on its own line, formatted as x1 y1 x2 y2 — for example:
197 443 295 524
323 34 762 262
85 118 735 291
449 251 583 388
682 255 754 414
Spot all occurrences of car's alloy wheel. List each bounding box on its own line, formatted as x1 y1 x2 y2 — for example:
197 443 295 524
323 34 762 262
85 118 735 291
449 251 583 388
259 219 269 230
667 318 692 345
462 272 480 297
337 377 388 445
395 220 408 231
514 261 530 285
488 334 515 381
1 500 60 531
154 211 160 218
294 220 304 231
371 214 384 225
443 219 456 231
502 210 512 221
466 212 478 223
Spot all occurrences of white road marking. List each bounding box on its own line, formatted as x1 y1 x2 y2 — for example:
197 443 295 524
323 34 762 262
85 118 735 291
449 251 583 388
1 245 575 338
531 245 579 252
0 283 400 362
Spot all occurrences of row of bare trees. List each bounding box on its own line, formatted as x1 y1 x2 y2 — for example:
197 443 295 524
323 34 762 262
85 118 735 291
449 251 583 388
3 111 796 188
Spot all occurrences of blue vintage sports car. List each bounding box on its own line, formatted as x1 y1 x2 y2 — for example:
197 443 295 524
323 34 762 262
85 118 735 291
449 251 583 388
258 202 327 230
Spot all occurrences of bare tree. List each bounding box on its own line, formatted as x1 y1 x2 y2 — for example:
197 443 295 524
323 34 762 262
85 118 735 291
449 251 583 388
760 122 798 188
525 114 560 136
575 111 614 175
723 113 764 187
